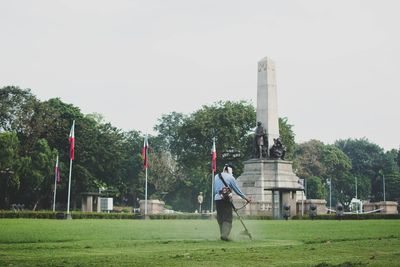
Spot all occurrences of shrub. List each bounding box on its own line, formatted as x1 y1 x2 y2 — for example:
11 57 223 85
1 210 398 220
0 210 141 219
292 213 400 220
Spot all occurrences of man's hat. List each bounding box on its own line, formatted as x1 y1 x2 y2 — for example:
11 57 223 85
224 163 235 169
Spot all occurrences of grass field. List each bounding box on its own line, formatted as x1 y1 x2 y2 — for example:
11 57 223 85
0 218 399 266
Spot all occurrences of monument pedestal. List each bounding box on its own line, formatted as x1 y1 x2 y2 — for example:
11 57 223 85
139 199 165 215
235 159 303 218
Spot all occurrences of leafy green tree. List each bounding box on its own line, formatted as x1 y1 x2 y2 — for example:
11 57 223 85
18 139 56 210
306 176 325 199
120 130 146 207
33 99 88 209
335 138 389 202
0 87 159 209
333 173 357 209
294 141 352 206
385 149 400 173
380 149 400 202
0 86 37 134
0 132 21 209
385 172 400 202
146 150 178 199
29 98 138 208
279 117 295 160
154 112 186 152
89 124 143 205
293 140 326 179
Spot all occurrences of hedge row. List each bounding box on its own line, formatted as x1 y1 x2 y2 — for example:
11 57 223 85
148 213 212 219
154 213 400 220
1 211 399 220
291 213 400 220
0 211 141 219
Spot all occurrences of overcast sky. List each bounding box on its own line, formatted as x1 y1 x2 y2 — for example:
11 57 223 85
1 0 399 151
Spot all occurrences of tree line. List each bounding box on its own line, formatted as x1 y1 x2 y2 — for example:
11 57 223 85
1 86 399 211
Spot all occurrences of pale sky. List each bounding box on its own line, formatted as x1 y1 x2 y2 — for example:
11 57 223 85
1 0 399 151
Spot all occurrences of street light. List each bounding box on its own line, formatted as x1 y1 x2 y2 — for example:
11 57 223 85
298 179 305 217
379 170 386 202
383 172 386 202
355 176 358 199
326 178 332 213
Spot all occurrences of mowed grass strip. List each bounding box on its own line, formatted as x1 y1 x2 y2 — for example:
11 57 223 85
0 219 399 266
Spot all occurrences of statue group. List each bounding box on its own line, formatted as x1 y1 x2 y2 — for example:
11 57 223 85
253 121 286 160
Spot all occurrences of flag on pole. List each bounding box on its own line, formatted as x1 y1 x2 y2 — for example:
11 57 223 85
141 136 149 169
211 139 217 172
69 121 75 160
55 155 61 183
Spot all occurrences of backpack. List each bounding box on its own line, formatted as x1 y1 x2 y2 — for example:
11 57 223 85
218 173 232 201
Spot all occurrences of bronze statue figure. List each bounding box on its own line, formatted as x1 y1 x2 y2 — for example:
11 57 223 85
269 137 286 160
253 121 267 158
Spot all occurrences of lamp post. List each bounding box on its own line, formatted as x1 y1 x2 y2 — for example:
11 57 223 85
299 179 305 217
383 173 386 202
304 178 307 198
379 170 386 202
355 176 358 199
326 178 332 212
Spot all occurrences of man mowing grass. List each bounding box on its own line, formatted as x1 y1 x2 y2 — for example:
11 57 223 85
214 163 250 241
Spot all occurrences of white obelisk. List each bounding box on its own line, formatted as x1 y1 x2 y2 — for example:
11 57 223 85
256 57 280 153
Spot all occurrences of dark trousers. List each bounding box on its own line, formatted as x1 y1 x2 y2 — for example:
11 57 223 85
216 200 233 240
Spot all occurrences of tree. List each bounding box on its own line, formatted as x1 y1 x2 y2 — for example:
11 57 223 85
386 149 400 173
293 140 327 179
0 87 151 209
385 172 400 202
146 150 178 199
18 139 56 210
306 176 325 199
154 112 186 152
120 130 146 207
0 132 21 209
397 147 400 169
0 86 38 134
335 138 388 202
279 117 295 160
294 141 352 206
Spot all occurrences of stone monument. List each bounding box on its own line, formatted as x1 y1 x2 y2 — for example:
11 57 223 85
235 57 303 218
256 57 279 154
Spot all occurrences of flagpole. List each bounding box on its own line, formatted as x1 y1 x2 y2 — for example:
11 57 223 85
211 170 214 213
145 167 148 217
142 135 148 218
67 158 73 216
211 137 216 213
53 155 58 212
66 120 75 219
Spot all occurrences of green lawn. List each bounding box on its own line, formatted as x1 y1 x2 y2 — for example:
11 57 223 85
0 219 399 266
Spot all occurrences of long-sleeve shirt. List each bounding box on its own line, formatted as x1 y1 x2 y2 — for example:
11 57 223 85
214 172 246 201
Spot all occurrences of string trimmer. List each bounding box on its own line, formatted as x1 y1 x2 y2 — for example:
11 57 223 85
231 202 252 240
